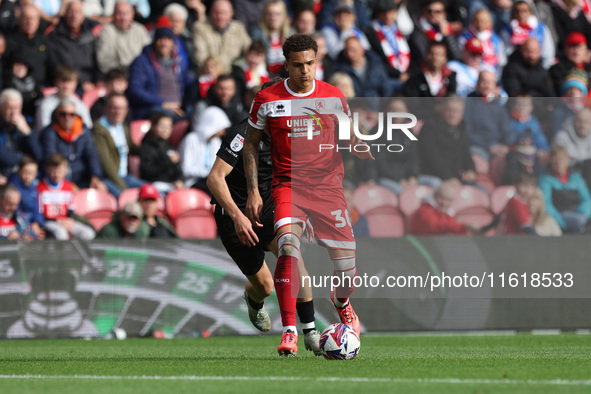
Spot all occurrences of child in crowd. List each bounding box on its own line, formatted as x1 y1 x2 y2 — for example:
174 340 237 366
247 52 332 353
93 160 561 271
497 171 537 235
508 94 549 161
236 41 270 90
139 113 184 196
37 153 95 240
197 57 223 100
8 156 45 239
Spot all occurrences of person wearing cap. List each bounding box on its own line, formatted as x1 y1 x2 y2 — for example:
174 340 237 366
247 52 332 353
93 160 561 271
97 201 151 239
364 0 411 86
127 21 195 121
322 2 371 60
550 69 589 139
550 32 591 96
459 8 506 72
96 1 151 75
180 106 231 193
137 183 177 238
447 37 487 97
549 0 591 56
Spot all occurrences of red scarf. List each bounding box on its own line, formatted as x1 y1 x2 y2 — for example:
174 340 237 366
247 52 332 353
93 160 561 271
267 32 284 76
509 16 537 46
469 26 498 67
418 16 450 41
372 20 410 73
244 67 269 89
198 75 215 98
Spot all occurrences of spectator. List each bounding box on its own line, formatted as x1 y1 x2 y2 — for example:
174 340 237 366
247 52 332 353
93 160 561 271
465 70 512 161
408 0 461 64
364 0 411 85
96 1 151 75
8 156 45 239
40 98 106 190
322 3 371 60
163 4 195 75
192 0 251 74
0 184 28 240
418 96 477 185
334 36 392 97
508 94 549 156
502 38 554 97
504 129 542 184
403 41 457 98
193 74 246 125
528 186 563 236
550 0 591 56
137 183 177 238
366 98 422 194
232 0 265 35
409 180 478 235
180 105 230 192
550 69 588 138
327 72 356 97
97 201 151 238
0 89 43 177
93 93 144 197
496 171 538 234
3 52 43 121
500 0 555 69
37 153 96 240
293 8 317 35
197 56 223 100
127 25 195 121
447 37 485 97
48 0 101 92
553 108 591 170
251 0 293 76
90 68 129 122
139 112 184 195
3 5 57 87
317 0 371 31
549 32 591 96
235 42 270 91
539 144 591 233
184 0 206 30
35 66 93 133
459 8 507 71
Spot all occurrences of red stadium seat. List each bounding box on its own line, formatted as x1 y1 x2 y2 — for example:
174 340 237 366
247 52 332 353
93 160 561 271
491 185 516 215
352 185 405 237
42 86 58 97
471 153 489 175
130 120 151 145
169 119 190 147
399 185 434 219
165 189 217 239
489 155 507 185
451 185 490 213
82 86 106 109
73 188 118 231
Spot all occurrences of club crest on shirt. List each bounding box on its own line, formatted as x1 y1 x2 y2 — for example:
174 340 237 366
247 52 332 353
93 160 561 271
230 134 244 152
315 99 325 111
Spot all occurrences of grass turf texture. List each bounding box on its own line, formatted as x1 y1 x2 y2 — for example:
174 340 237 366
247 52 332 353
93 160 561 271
0 334 589 394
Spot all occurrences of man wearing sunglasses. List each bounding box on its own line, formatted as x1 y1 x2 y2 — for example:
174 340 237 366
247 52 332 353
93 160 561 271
40 98 107 192
408 0 461 65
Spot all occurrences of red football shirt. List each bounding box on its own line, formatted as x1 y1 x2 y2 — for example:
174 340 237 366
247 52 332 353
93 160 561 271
38 179 75 220
248 79 350 189
497 196 531 235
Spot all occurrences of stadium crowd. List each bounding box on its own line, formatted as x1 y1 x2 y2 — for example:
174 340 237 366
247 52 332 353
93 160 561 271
0 0 590 239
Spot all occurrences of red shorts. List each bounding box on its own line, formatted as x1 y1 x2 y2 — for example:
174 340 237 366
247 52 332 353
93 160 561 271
273 184 356 250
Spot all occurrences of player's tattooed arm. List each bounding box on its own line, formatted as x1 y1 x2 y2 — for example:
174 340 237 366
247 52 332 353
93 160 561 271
243 124 265 227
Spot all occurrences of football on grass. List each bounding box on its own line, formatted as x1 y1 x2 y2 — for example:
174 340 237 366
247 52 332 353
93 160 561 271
319 323 360 360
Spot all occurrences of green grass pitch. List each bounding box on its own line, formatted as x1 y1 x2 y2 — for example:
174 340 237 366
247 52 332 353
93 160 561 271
0 333 589 394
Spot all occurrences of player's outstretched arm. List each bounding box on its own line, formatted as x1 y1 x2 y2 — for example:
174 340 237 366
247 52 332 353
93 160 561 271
207 158 260 247
243 124 265 226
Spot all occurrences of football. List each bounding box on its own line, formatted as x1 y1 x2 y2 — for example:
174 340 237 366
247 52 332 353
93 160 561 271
319 323 360 360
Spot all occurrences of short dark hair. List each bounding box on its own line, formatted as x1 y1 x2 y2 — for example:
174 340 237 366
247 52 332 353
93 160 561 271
514 171 538 187
422 0 446 10
47 153 68 167
105 92 128 107
283 34 318 61
18 155 38 170
248 40 266 55
105 68 128 81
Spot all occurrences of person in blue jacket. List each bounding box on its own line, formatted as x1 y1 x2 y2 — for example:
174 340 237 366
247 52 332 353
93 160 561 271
539 145 591 233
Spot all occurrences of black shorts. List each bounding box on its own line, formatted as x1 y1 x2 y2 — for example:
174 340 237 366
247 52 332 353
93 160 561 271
215 208 276 276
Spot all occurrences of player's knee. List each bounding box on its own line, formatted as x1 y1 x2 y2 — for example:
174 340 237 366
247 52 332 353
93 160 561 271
277 232 301 258
261 277 274 297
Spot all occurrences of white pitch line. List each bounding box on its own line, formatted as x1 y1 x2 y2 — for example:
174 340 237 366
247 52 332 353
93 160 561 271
0 375 589 386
